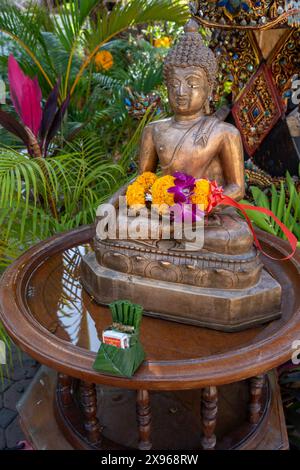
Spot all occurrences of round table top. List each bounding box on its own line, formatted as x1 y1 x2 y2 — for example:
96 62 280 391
0 225 300 390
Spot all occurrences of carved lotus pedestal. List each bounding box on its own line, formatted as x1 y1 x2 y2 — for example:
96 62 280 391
81 212 282 332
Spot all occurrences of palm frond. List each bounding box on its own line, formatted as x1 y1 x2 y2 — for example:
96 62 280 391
88 0 188 50
52 0 100 52
0 0 55 88
71 0 189 94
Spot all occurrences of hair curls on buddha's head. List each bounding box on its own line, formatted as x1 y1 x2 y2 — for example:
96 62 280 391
163 19 218 87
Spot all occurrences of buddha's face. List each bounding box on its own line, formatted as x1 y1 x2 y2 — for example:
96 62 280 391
167 66 210 117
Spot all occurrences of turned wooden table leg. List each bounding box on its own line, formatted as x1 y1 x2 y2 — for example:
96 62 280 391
249 375 265 425
79 380 101 445
57 373 73 407
201 386 218 450
136 389 152 450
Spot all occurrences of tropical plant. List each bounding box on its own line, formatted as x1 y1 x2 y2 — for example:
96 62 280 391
0 0 189 154
241 171 300 247
0 55 69 158
75 36 169 159
0 0 188 99
0 106 154 271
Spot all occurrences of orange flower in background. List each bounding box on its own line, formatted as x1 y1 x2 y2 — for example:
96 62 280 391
154 36 172 48
151 175 175 209
190 179 211 210
135 171 157 190
95 50 114 71
126 182 146 208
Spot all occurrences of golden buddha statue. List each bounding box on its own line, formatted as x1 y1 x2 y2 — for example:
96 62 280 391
81 20 282 331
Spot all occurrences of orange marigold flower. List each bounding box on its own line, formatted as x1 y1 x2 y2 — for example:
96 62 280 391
161 36 171 48
190 179 211 210
151 175 175 212
126 182 146 208
154 36 171 48
95 50 113 71
136 171 157 190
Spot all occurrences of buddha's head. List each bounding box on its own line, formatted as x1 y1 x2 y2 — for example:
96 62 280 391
163 19 218 117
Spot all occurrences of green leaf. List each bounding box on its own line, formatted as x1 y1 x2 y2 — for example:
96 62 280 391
240 201 277 235
276 182 286 235
271 184 278 217
251 186 270 210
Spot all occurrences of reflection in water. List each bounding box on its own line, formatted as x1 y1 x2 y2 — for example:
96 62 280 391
53 245 101 352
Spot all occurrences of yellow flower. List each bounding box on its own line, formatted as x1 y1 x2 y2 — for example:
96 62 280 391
190 179 211 210
135 171 157 190
154 36 171 48
161 36 171 48
95 50 113 71
151 175 175 213
126 182 146 208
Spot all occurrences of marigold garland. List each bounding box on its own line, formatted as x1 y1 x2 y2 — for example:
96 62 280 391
125 173 212 214
151 175 175 208
190 179 211 210
135 171 157 190
123 171 298 262
126 182 146 208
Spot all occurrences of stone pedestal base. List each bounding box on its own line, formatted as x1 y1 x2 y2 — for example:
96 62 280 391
81 252 282 332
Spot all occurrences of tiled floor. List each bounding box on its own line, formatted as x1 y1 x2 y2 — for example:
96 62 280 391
0 344 39 449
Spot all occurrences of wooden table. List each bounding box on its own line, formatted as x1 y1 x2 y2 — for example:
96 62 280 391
1 225 299 450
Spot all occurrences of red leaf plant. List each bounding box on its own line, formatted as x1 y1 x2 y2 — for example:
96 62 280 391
0 55 69 158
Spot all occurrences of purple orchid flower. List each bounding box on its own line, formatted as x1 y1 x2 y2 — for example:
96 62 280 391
167 171 196 204
170 203 205 224
167 172 205 223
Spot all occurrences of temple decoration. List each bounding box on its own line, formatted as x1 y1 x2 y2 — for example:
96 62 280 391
286 0 300 26
267 28 300 101
210 29 261 104
124 89 162 119
190 1 300 175
232 64 283 155
190 0 300 29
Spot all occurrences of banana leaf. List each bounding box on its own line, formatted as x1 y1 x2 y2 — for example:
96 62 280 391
93 341 145 378
93 299 145 377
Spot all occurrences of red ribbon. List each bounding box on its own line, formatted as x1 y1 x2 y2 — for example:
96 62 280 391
213 195 298 261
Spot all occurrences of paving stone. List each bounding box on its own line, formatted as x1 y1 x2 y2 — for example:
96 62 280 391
5 417 25 449
0 408 17 428
20 352 37 363
11 347 37 364
24 363 40 379
0 342 40 449
3 379 32 410
0 378 12 393
0 428 5 450
4 362 38 381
